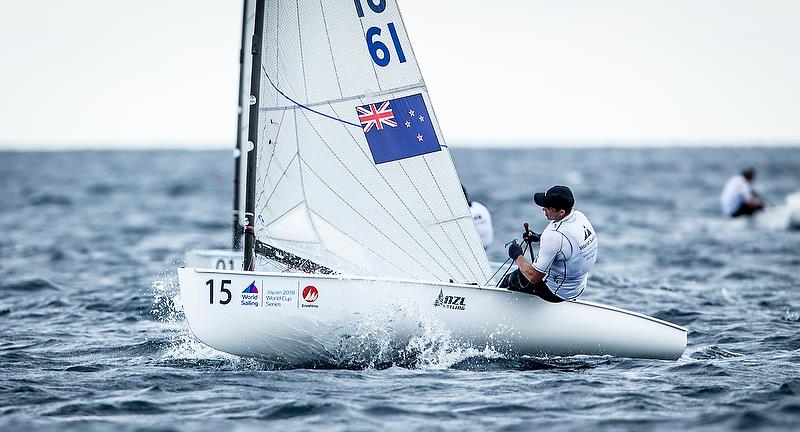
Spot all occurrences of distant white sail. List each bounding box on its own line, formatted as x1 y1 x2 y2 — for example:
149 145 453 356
251 0 490 283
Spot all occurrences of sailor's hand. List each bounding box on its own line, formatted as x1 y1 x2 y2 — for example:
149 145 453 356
523 231 540 243
508 240 523 261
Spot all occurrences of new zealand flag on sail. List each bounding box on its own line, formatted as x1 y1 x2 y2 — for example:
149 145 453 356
356 93 441 165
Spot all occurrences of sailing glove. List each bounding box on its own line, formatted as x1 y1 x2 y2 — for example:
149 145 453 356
523 231 541 243
508 240 523 261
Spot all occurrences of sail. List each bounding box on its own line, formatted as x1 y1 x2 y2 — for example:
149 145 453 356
235 0 257 230
251 0 491 283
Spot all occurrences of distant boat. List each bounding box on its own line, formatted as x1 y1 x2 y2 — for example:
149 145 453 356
178 0 687 364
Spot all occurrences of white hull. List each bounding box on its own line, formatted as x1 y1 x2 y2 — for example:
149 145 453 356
177 267 687 363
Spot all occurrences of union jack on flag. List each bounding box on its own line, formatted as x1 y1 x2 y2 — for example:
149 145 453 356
357 101 397 133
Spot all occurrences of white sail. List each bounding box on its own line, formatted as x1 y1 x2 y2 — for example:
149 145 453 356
250 0 491 283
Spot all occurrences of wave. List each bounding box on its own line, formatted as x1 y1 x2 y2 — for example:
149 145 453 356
0 277 62 292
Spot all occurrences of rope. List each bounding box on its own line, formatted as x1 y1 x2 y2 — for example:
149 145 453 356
263 66 361 128
490 240 530 287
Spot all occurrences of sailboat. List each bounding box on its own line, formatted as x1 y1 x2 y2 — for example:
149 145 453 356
178 0 687 364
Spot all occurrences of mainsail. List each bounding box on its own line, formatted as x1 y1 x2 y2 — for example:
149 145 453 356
247 0 491 283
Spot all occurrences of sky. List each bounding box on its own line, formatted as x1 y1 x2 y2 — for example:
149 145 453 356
1 0 799 150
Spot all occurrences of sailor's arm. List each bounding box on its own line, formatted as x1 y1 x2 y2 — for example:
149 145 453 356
515 256 546 283
515 230 560 284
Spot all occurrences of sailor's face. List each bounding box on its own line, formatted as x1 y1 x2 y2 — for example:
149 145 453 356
542 207 564 221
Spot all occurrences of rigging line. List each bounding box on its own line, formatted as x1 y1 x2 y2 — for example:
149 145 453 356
495 242 530 288
485 257 512 286
262 64 360 128
297 152 444 280
327 99 471 281
318 0 344 99
297 106 455 279
307 208 409 276
295 0 309 103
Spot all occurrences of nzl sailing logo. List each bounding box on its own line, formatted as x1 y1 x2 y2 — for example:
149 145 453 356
433 289 466 311
301 285 319 308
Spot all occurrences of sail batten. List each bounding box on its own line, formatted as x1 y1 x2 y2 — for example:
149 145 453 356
251 0 491 283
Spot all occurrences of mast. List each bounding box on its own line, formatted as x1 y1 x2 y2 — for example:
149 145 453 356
232 0 251 250
242 0 265 271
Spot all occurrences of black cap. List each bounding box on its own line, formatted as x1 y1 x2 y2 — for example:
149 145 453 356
533 185 575 210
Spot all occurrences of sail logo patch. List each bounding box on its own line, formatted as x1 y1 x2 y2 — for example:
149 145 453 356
357 93 441 164
301 285 319 308
433 289 466 311
240 281 260 308
242 282 259 294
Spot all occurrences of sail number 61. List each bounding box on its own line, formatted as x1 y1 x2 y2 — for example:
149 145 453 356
354 0 406 67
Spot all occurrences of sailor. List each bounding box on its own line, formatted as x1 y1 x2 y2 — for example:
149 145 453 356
500 185 597 302
462 184 494 250
720 168 765 218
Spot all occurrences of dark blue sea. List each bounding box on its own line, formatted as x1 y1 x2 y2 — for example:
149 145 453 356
1 147 799 431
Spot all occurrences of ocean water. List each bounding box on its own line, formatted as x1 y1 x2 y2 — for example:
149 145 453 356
1 147 799 431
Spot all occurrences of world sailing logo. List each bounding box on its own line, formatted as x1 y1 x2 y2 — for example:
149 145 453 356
242 282 259 294
301 285 319 308
433 289 466 311
241 281 260 308
356 93 441 165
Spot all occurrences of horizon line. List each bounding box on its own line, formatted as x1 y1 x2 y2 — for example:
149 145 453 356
2 140 800 152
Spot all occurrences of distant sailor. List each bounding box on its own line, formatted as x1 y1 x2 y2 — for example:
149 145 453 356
500 185 597 302
720 168 765 218
462 185 494 250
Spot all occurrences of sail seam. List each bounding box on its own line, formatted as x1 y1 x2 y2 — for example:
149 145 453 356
356 15 382 93
318 0 343 99
328 99 471 281
295 107 324 246
258 109 286 207
295 1 309 103
396 162 474 281
275 0 280 89
263 200 304 230
421 155 484 282
260 82 425 112
260 152 298 217
297 153 442 279
307 208 409 276
296 107 456 279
